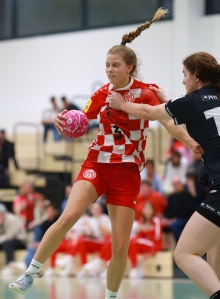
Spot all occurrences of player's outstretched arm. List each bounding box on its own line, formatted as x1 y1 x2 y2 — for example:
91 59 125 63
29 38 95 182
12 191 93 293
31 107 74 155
160 119 204 156
109 92 170 121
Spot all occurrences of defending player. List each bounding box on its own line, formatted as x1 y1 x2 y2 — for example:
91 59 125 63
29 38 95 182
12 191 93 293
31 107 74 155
109 52 220 299
9 9 202 298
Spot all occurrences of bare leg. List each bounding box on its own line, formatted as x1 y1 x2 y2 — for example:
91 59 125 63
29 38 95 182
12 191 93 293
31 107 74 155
207 244 220 281
174 212 220 296
34 180 98 264
106 204 135 292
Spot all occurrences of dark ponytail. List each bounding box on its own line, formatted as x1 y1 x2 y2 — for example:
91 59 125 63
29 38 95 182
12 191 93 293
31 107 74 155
183 52 220 98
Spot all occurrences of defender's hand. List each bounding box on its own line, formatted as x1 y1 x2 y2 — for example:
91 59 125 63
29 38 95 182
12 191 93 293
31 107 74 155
109 92 126 110
189 142 204 156
149 86 169 103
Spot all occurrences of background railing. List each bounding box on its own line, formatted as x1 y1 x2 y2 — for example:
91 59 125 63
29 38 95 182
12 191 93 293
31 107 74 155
13 121 40 171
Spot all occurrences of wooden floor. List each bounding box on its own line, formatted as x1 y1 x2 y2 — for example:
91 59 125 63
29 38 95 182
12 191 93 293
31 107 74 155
0 276 207 299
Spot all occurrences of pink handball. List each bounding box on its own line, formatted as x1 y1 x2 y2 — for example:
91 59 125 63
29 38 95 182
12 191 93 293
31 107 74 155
62 110 89 138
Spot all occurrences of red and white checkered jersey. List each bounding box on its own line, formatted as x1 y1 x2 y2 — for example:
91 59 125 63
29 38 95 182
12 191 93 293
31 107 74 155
83 78 160 171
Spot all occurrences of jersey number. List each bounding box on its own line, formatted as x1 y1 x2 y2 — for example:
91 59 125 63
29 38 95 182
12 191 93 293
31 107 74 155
112 125 123 139
204 107 220 136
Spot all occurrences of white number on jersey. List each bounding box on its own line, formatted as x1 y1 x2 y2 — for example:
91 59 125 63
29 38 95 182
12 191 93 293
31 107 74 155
204 107 220 136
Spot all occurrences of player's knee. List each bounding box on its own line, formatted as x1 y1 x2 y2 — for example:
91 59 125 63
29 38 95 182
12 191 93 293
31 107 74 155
112 243 128 260
174 245 195 269
57 213 76 231
173 247 185 269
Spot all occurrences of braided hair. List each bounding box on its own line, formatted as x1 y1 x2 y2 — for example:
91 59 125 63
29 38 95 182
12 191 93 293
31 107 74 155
107 8 168 78
121 7 168 46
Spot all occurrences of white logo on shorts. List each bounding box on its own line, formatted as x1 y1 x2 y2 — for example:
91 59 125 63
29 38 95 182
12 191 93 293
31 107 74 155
83 169 96 179
209 190 217 194
133 201 136 205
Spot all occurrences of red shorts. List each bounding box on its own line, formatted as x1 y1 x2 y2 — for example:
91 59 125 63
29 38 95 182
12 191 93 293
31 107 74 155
74 160 141 210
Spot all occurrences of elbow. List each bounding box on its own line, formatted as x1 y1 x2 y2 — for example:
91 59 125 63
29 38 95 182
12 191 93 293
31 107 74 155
142 106 157 121
143 112 154 121
146 113 156 121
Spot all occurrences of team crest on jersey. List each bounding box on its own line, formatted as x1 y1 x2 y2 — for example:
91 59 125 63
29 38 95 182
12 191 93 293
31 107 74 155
84 99 92 113
83 169 96 179
124 92 135 102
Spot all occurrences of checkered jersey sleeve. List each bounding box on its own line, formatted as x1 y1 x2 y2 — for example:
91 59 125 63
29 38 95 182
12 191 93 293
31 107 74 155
140 84 161 106
83 86 108 119
165 94 191 125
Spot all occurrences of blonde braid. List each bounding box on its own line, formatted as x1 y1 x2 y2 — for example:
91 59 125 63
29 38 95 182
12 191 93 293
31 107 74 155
121 7 169 45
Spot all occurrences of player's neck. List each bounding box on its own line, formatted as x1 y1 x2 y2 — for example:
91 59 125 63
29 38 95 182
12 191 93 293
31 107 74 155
198 82 211 90
113 77 131 90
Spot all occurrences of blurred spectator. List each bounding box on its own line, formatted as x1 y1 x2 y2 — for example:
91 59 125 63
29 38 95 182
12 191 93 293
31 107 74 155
42 97 61 142
79 236 112 278
162 176 196 243
0 129 19 187
76 202 111 278
163 150 188 195
135 181 167 220
185 171 207 210
167 137 193 163
9 202 60 274
61 96 81 111
96 194 108 215
44 213 90 277
0 203 27 276
76 219 139 279
13 181 39 230
140 159 164 195
167 138 184 158
61 185 72 213
27 193 49 231
187 152 206 179
128 201 163 278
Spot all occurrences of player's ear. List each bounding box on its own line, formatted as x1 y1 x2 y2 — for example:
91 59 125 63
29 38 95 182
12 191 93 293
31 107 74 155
127 64 133 73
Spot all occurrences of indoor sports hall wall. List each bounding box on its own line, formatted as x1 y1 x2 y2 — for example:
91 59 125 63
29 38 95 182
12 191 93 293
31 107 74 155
0 0 220 135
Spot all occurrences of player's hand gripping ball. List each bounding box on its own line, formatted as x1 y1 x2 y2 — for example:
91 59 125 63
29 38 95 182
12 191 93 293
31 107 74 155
62 110 89 138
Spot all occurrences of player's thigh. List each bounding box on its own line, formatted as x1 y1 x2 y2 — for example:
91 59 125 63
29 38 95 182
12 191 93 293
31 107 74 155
107 163 141 211
175 212 220 257
108 204 135 251
61 180 98 221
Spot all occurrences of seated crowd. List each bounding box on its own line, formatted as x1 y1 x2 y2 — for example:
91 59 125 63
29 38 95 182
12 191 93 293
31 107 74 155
0 138 208 278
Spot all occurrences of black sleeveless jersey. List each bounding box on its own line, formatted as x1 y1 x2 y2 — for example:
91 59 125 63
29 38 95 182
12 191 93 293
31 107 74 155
165 85 220 182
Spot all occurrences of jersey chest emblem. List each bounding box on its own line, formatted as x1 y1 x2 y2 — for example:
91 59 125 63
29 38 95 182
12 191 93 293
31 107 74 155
124 92 135 102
